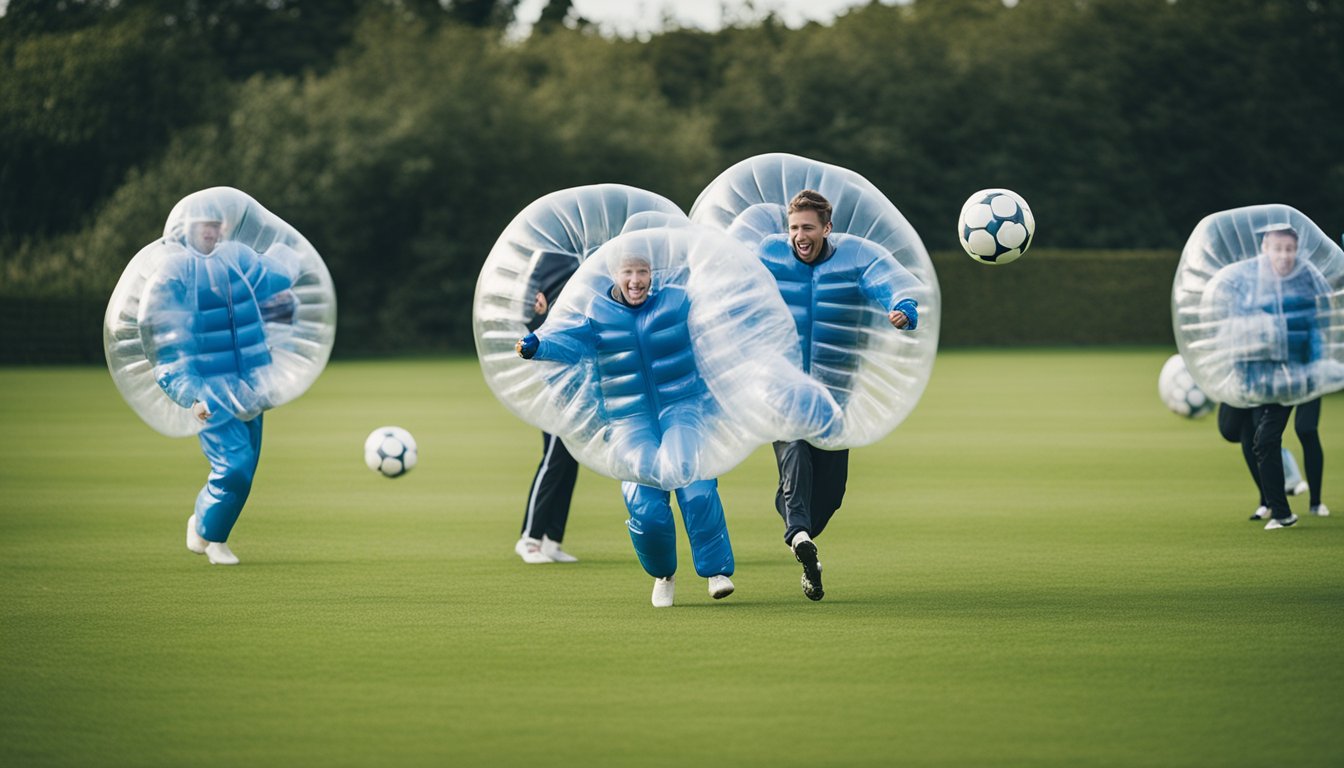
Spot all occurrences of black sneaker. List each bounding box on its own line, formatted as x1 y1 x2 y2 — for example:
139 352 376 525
794 540 824 601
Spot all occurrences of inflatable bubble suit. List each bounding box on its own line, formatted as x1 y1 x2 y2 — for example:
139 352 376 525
104 187 337 437
690 153 940 448
473 185 838 489
473 184 684 422
1172 204 1344 408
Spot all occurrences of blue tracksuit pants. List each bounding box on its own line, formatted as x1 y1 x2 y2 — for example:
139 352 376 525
623 479 734 579
193 414 264 542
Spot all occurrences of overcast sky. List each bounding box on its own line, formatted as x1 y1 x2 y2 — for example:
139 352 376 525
513 0 905 37
0 1 907 36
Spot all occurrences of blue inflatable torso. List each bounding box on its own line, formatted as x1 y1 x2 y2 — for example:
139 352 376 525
144 242 292 412
759 233 916 399
541 286 707 427
1224 263 1323 365
1212 257 1328 396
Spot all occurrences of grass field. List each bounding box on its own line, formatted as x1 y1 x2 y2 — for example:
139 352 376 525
2 350 1341 767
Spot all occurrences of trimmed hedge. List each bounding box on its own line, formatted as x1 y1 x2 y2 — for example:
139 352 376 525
933 248 1179 347
0 248 1180 364
0 295 107 365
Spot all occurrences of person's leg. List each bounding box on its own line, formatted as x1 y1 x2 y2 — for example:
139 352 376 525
773 440 814 546
807 447 850 539
1217 403 1247 443
194 415 262 543
674 479 734 578
624 482 676 578
1243 424 1265 507
773 442 826 600
520 432 578 541
544 439 580 542
1220 404 1265 507
1252 404 1294 522
1295 398 1324 507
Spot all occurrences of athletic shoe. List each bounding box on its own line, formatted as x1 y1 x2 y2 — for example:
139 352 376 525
186 514 207 554
1249 506 1271 521
540 535 578 563
652 576 675 608
1310 503 1331 517
1291 481 1310 496
205 542 239 565
1265 514 1299 531
514 536 553 564
793 539 824 601
708 574 735 600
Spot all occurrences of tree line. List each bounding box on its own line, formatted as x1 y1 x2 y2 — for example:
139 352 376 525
2 0 1341 354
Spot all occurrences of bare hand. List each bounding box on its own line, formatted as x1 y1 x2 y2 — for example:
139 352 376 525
888 310 909 329
533 291 549 316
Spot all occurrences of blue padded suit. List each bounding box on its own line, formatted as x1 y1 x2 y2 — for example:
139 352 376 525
758 232 922 405
757 232 921 545
144 242 294 543
532 286 734 579
1215 256 1328 399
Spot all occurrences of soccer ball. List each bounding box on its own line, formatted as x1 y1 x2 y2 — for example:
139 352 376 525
1158 354 1214 419
958 188 1035 265
364 426 418 478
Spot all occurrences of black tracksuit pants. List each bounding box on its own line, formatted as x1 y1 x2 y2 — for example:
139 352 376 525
1219 399 1323 509
773 440 849 546
521 432 579 542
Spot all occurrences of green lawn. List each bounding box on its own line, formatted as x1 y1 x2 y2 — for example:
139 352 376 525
1 350 1341 767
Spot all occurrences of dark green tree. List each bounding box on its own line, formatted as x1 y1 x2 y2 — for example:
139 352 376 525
0 7 226 239
446 0 519 28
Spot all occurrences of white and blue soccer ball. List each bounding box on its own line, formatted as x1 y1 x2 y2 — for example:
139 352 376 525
364 426 418 478
958 188 1035 265
1158 354 1215 419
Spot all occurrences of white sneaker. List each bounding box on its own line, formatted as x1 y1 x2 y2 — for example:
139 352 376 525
1249 506 1271 521
514 536 553 564
205 541 239 565
1265 514 1299 531
1291 481 1310 496
651 576 675 608
186 514 207 554
708 574 735 600
540 535 578 563
1310 503 1330 517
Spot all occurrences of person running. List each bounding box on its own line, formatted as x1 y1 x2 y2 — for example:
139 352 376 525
753 190 921 599
517 250 735 607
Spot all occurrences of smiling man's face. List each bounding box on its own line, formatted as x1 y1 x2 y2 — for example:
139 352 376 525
788 209 831 263
616 258 652 306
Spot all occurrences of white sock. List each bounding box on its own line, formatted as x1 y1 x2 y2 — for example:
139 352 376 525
791 531 812 551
